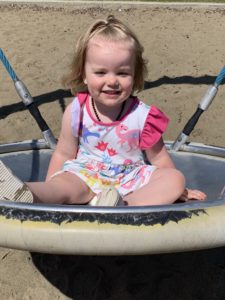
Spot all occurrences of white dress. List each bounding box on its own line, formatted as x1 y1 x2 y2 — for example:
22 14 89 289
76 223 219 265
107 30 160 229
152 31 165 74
62 92 169 196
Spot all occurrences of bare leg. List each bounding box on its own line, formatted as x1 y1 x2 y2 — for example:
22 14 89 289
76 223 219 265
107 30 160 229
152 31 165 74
26 172 95 205
123 168 185 206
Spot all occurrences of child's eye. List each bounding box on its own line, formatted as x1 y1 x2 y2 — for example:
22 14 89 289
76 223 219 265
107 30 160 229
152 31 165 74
118 72 129 77
94 71 105 75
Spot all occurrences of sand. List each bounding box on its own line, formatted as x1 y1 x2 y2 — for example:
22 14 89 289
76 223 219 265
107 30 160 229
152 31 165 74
0 2 225 299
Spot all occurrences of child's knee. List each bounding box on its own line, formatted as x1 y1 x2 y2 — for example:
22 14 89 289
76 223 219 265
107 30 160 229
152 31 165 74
171 169 186 194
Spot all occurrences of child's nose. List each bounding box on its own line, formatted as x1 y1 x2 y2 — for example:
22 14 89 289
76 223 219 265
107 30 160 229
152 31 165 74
107 75 118 87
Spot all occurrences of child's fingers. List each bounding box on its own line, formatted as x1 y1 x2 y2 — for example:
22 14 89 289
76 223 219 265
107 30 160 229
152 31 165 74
186 189 207 201
179 188 207 202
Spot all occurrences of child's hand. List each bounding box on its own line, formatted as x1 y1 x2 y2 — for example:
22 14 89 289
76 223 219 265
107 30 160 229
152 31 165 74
180 188 207 202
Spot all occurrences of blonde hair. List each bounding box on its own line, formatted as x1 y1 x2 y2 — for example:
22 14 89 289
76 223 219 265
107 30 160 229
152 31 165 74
62 15 148 94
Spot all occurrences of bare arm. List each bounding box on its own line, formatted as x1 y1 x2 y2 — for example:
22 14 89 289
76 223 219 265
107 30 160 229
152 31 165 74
145 138 175 169
46 103 78 180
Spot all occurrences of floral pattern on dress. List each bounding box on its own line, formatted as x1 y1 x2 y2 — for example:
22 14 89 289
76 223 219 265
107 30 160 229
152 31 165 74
62 95 168 196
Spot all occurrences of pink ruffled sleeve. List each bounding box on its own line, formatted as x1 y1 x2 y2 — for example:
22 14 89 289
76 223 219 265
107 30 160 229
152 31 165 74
140 105 169 150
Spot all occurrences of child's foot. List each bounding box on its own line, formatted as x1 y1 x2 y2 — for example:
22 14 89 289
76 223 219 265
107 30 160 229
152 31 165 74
89 186 122 206
0 160 33 203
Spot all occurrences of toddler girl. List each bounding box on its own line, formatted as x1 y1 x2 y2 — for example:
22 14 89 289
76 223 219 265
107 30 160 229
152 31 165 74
0 16 206 206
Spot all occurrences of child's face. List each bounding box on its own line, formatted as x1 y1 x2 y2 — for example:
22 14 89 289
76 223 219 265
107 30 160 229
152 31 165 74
84 37 135 107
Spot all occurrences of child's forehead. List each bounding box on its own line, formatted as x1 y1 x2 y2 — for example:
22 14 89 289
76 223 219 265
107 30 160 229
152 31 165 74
88 35 135 50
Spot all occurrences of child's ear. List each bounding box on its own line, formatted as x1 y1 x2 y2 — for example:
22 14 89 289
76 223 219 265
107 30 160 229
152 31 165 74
84 78 87 85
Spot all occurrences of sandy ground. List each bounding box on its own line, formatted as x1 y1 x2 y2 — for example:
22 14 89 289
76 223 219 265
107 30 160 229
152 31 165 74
0 2 225 299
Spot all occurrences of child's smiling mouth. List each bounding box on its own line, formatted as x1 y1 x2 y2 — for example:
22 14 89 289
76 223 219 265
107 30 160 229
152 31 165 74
102 90 121 95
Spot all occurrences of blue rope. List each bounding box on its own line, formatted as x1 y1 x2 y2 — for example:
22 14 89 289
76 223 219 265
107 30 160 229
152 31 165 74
0 48 18 81
215 65 225 86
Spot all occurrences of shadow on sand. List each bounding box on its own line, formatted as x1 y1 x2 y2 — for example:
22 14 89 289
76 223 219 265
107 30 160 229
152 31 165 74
1 74 223 120
31 247 225 300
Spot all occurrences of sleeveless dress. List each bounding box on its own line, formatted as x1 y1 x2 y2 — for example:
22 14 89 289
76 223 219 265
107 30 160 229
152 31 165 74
62 92 169 196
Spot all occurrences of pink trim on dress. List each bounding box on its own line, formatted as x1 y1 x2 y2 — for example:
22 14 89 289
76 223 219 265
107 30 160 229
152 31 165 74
77 92 89 106
140 105 169 150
